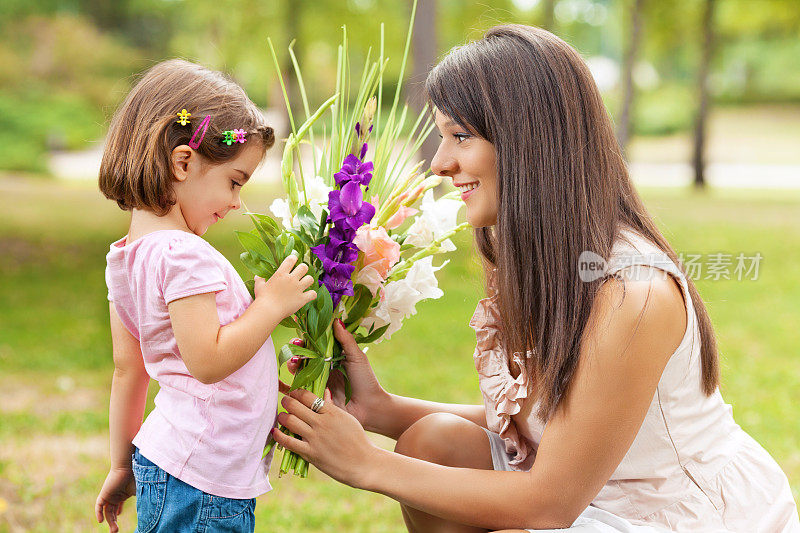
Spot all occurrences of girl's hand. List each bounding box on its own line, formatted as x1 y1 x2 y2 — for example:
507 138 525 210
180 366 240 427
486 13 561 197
285 320 389 432
273 388 376 489
95 467 135 533
255 254 317 318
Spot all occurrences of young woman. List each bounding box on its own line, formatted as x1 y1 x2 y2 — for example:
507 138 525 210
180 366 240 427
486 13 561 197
272 25 799 532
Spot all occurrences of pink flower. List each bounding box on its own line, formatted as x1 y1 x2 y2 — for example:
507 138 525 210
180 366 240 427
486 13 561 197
354 225 400 279
385 206 418 230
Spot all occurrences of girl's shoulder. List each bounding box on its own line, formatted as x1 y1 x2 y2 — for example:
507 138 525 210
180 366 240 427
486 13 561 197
110 229 217 256
108 229 228 275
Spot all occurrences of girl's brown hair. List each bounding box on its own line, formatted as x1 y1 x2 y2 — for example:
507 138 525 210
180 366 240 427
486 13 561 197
99 59 275 215
426 25 719 421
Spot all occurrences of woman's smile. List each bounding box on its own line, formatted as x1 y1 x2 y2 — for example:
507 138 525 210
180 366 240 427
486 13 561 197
454 180 480 201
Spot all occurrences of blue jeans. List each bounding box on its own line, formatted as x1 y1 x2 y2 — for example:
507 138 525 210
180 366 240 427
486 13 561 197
132 448 256 533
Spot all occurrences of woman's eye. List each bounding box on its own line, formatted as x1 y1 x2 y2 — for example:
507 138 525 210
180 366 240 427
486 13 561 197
453 133 470 144
231 180 241 189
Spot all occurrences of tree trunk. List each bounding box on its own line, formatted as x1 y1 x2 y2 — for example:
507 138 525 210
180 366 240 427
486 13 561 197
693 0 716 189
617 0 644 158
410 0 439 170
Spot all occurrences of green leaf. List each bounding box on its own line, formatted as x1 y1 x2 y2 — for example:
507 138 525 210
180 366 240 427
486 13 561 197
306 306 319 343
244 279 255 299
282 235 296 263
236 230 273 262
240 251 273 278
247 213 281 242
290 358 325 391
278 344 295 366
316 209 329 242
296 205 319 235
288 229 314 251
344 284 373 326
279 316 296 328
355 323 390 344
316 285 334 334
278 343 319 366
337 365 353 405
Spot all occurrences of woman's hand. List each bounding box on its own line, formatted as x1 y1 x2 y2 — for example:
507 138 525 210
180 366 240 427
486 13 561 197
285 319 389 433
95 467 135 533
272 388 378 489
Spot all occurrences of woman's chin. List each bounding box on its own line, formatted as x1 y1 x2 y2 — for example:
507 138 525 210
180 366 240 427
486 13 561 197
465 211 496 229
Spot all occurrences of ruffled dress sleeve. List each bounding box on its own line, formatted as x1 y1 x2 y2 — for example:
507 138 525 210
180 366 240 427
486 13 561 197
470 296 533 467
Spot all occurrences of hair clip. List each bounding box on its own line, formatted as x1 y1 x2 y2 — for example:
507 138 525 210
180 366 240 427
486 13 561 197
222 129 247 146
188 115 211 149
176 109 192 126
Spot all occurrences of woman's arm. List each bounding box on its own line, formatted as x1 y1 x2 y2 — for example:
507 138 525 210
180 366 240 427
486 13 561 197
301 321 486 439
275 273 686 529
378 394 486 439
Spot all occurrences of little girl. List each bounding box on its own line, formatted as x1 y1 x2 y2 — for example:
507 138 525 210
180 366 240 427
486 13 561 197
93 59 316 532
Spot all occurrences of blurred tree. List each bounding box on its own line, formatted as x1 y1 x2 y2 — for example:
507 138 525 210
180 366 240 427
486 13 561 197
541 0 556 32
410 0 439 169
693 0 715 189
617 0 644 156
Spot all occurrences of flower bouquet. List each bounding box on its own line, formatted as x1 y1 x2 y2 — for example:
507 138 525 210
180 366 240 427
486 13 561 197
238 4 468 477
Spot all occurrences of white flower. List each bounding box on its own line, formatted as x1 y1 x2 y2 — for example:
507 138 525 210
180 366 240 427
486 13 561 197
303 175 333 221
405 216 435 249
404 190 462 251
270 176 332 230
360 256 447 342
354 261 385 296
269 198 297 230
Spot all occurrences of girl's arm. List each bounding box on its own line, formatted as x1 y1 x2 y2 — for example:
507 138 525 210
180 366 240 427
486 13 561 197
275 273 687 530
108 303 151 470
169 255 316 385
95 304 151 531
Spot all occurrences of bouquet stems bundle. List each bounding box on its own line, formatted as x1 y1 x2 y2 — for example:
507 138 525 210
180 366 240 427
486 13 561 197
238 0 469 477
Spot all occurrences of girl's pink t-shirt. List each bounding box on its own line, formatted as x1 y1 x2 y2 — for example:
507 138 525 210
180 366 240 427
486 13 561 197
105 229 277 499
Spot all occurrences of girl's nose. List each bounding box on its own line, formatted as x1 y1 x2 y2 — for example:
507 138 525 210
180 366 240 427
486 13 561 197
231 193 241 210
430 143 457 178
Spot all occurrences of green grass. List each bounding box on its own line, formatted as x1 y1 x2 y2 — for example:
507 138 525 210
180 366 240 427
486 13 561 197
0 177 798 531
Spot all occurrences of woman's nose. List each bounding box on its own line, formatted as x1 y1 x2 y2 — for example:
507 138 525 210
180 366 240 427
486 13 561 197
231 193 241 210
430 143 457 177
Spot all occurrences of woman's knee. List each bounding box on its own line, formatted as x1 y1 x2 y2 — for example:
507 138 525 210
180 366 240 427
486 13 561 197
394 413 490 469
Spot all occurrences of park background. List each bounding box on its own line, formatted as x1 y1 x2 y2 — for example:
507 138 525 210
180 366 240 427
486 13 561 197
0 0 798 531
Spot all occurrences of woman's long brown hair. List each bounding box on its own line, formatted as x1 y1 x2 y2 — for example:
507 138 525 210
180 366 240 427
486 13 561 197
426 25 719 422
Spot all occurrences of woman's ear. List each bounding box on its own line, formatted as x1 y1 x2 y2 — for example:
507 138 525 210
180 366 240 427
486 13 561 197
171 145 193 182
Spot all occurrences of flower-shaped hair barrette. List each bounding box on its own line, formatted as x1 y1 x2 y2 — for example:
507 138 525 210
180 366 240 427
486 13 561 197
176 109 192 126
222 129 247 146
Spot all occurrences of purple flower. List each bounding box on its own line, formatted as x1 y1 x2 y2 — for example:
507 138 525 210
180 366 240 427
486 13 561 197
333 154 374 187
328 187 375 232
311 240 359 279
313 129 377 306
320 273 355 303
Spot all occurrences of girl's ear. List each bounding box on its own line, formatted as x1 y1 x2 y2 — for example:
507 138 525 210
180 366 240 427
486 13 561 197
171 145 193 182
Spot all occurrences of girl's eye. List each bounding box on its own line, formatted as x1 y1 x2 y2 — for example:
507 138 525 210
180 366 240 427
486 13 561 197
453 133 470 144
231 180 241 189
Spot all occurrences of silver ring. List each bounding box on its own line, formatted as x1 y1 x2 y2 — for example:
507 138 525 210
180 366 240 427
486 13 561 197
311 397 325 413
